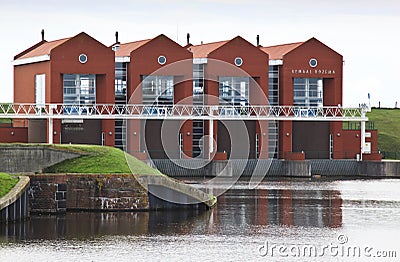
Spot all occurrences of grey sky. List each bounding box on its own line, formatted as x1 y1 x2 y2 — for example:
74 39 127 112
1 0 399 106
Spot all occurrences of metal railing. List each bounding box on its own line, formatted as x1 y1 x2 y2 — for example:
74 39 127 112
126 150 380 160
343 121 375 130
381 151 400 160
0 103 368 121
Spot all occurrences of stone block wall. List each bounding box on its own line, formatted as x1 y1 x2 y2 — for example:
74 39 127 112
67 174 149 211
28 174 67 213
28 174 149 213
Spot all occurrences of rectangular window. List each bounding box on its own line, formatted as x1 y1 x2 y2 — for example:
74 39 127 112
141 75 174 105
268 65 279 106
63 74 96 106
218 76 249 106
115 62 127 95
193 64 204 105
268 66 280 159
35 74 46 106
192 64 205 157
293 78 323 107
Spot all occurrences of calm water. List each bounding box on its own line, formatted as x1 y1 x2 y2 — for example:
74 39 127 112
1 178 400 261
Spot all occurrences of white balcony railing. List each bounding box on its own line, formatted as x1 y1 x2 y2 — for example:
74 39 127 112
0 104 368 121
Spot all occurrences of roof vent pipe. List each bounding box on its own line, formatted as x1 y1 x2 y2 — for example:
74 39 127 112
41 29 45 41
256 35 260 46
186 33 190 45
115 31 120 44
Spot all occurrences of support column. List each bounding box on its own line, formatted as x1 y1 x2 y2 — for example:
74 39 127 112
48 105 55 144
48 118 53 144
209 119 214 159
360 111 366 161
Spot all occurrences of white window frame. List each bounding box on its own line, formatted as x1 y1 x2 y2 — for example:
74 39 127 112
35 74 46 107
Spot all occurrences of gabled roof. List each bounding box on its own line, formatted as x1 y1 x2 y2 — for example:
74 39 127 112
15 37 71 60
114 39 152 57
260 42 304 60
187 40 229 58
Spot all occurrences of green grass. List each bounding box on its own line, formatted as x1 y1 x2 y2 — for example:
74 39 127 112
0 173 19 198
367 108 400 158
43 144 162 175
0 119 12 124
0 103 12 113
0 103 13 124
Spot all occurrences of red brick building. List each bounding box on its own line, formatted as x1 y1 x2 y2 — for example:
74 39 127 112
113 34 193 159
12 32 115 146
188 36 270 159
261 38 378 160
4 32 379 161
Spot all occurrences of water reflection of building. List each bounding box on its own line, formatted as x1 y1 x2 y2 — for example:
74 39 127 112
265 189 342 227
0 188 342 240
0 212 150 240
216 188 342 228
0 210 212 241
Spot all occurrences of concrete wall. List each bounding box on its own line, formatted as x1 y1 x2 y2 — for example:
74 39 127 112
0 145 81 173
152 159 400 178
359 161 400 177
152 159 311 177
283 160 311 177
0 176 30 224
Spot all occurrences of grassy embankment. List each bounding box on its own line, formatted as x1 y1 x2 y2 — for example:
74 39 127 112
0 144 216 206
367 108 400 159
42 144 162 175
0 173 18 198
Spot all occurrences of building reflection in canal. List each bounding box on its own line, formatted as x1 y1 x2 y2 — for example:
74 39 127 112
214 189 342 228
0 188 342 241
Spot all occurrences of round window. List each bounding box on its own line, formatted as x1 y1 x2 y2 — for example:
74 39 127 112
79 54 88 64
158 55 166 65
309 58 318 68
234 57 243 67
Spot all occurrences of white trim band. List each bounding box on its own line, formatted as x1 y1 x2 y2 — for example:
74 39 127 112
193 58 208 64
12 55 51 66
115 56 131 63
269 59 283 66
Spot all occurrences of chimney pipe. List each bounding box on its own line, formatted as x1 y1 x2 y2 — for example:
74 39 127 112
115 31 119 44
41 29 45 41
186 33 190 45
256 35 260 46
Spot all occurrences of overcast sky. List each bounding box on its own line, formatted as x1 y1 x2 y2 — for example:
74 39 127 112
1 0 399 107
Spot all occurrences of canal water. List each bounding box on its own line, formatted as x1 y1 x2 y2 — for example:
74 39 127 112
1 178 400 261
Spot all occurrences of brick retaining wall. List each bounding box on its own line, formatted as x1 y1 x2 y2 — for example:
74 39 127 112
28 174 148 213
